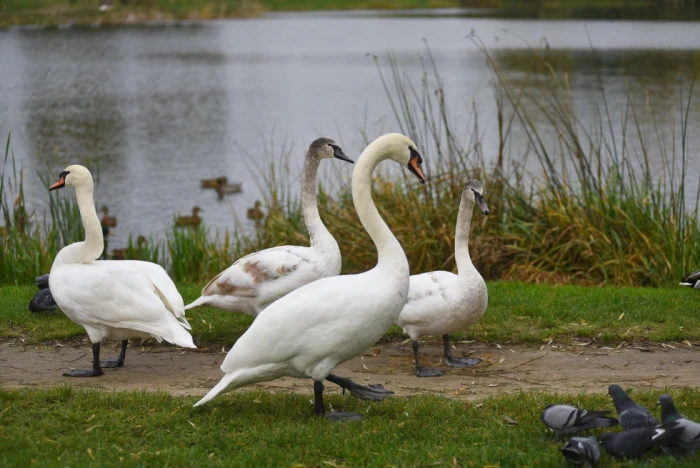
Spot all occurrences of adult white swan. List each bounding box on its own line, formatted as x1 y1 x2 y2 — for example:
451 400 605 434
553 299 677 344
48 165 195 377
193 133 425 420
185 138 353 316
397 180 489 377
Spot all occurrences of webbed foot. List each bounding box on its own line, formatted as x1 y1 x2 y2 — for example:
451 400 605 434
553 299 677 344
99 357 124 368
63 369 104 377
415 366 445 377
444 356 481 368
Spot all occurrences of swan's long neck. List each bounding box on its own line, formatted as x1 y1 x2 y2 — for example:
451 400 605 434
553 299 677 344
455 192 475 273
352 143 408 275
302 155 337 253
69 181 104 263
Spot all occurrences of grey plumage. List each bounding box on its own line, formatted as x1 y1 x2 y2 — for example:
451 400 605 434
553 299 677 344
560 436 600 467
608 384 659 430
680 270 700 289
657 394 700 455
541 404 618 440
600 423 683 459
28 288 57 313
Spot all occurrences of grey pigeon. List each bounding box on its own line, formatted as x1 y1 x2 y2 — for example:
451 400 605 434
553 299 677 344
560 436 600 467
680 270 700 290
600 423 683 459
541 404 618 440
28 288 57 313
608 384 659 429
35 274 50 290
657 393 700 455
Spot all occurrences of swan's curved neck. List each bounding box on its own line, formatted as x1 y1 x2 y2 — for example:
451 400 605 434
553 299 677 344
455 192 475 273
65 181 104 264
352 143 408 274
302 155 337 253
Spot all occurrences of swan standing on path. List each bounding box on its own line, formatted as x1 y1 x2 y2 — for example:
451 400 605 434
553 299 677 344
193 133 426 420
397 180 489 377
185 138 353 317
48 165 195 377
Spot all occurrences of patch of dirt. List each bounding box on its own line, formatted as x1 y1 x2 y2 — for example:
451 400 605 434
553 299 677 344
1 340 698 399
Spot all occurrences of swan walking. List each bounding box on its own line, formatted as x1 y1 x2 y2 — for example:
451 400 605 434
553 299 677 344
193 133 425 420
48 165 195 377
397 180 489 377
185 138 353 317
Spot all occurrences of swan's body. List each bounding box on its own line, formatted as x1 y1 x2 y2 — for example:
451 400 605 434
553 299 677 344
397 180 489 377
194 133 425 419
186 138 353 317
48 165 195 377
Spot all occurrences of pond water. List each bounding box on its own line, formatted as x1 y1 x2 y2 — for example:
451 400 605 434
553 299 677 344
1 10 699 248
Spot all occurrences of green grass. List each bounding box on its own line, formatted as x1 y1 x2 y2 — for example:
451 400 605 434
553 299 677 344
3 282 699 346
2 386 700 466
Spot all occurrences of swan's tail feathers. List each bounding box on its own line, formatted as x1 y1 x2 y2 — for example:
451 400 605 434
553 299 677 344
193 371 241 407
184 296 209 311
166 323 196 349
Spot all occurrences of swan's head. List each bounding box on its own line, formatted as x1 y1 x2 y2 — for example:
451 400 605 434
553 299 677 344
370 133 425 184
464 179 489 215
49 165 93 191
308 138 353 164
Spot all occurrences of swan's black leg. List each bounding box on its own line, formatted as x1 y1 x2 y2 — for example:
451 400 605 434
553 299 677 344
100 340 128 368
443 334 481 368
313 380 361 422
413 340 444 377
63 343 104 377
326 374 394 401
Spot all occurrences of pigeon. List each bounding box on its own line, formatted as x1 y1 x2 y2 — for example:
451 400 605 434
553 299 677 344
657 393 700 455
608 384 659 429
28 288 57 313
35 273 50 290
600 423 683 459
560 436 600 467
680 270 700 290
541 404 618 439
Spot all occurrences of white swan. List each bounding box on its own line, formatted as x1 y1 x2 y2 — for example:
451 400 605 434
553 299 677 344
48 165 195 377
185 138 353 316
397 179 489 377
193 133 426 420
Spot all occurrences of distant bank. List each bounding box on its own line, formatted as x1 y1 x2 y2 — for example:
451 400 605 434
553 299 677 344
3 1 700 28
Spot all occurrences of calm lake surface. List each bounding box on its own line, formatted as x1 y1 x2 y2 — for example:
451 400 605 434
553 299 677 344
2 10 700 248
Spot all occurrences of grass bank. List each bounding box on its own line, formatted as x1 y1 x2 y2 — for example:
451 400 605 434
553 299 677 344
2 282 699 346
2 386 700 466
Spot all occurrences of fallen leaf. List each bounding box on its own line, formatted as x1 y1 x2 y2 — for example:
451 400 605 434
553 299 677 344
503 416 519 426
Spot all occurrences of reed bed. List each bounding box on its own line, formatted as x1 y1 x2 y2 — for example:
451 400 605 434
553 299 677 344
1 44 698 287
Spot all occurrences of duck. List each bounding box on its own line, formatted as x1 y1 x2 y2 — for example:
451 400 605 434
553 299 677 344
396 180 489 377
47 165 195 377
193 133 426 421
185 138 353 317
100 205 117 228
215 180 243 199
680 271 700 290
246 200 264 223
111 235 147 260
201 176 228 189
175 206 203 227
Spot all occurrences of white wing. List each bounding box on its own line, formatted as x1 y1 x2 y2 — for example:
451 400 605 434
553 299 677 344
397 271 455 336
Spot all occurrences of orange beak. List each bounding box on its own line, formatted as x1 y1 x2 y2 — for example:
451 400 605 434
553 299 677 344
409 156 426 184
49 176 65 191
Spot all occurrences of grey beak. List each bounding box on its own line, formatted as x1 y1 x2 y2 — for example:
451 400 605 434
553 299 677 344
333 147 354 164
475 193 489 215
